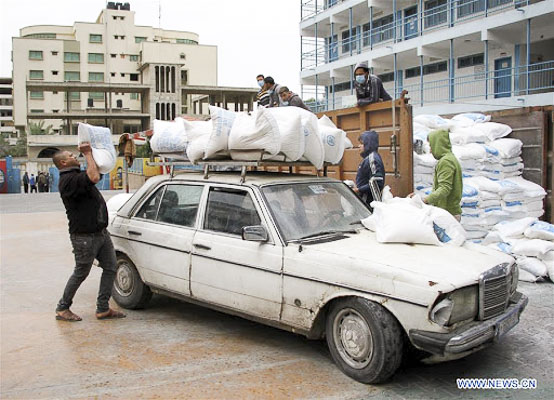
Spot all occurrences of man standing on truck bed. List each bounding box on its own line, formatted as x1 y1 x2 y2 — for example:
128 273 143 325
256 74 270 107
278 86 312 112
354 61 392 106
424 129 463 220
52 143 126 322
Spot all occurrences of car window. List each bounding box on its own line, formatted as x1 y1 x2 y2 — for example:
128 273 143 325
135 186 165 220
156 184 204 227
204 187 261 236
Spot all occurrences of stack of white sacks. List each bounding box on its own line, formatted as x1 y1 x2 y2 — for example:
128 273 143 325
413 113 551 283
149 105 352 170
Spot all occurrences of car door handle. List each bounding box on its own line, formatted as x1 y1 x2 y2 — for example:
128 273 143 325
128 230 142 236
193 243 211 251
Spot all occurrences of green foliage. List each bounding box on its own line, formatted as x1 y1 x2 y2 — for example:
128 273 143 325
0 131 27 157
28 120 54 135
135 140 153 158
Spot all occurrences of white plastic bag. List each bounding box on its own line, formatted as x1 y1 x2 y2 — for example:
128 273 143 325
266 107 305 161
318 115 346 164
77 123 117 174
228 108 280 156
205 105 236 159
151 118 187 155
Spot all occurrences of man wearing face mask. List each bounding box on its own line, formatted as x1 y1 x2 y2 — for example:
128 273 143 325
264 76 284 107
354 61 392 106
256 74 270 107
278 86 312 112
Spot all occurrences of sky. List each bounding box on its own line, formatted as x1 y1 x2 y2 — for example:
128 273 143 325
0 0 302 93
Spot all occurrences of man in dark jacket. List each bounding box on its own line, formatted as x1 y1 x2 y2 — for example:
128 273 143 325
52 143 125 322
278 86 312 112
354 61 392 106
23 172 29 193
354 130 385 207
264 76 284 107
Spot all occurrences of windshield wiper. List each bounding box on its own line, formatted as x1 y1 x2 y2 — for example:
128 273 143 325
295 229 357 241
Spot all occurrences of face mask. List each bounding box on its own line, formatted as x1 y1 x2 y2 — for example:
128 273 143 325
257 80 264 88
282 101 289 106
355 75 366 84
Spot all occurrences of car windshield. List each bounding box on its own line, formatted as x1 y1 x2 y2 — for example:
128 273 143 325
262 182 371 242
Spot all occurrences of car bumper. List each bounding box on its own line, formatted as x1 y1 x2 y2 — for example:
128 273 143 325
409 291 528 356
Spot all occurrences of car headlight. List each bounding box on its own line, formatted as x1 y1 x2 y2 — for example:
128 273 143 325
430 285 478 326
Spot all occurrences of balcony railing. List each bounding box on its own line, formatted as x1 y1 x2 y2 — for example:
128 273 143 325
301 0 535 71
301 0 344 21
305 61 554 112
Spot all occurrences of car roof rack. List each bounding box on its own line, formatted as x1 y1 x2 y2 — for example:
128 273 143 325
148 153 335 183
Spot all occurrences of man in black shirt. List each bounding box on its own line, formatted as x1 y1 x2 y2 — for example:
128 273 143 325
52 143 125 321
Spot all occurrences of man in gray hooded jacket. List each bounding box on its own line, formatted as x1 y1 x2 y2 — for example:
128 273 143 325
354 61 392 106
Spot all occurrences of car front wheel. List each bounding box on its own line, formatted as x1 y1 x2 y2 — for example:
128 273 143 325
112 255 152 309
326 297 403 384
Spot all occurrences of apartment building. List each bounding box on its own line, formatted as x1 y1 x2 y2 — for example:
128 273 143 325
299 0 554 114
11 2 220 158
0 78 17 145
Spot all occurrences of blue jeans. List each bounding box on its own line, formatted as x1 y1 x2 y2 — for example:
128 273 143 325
56 229 116 313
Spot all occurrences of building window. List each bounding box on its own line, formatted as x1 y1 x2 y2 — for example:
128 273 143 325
66 92 80 100
328 81 352 93
52 109 59 113
30 109 44 113
88 53 104 64
116 99 123 108
52 91 58 94
180 53 186 60
135 36 147 43
64 52 80 62
89 34 103 43
29 50 43 60
29 91 44 99
405 67 420 79
130 93 139 100
371 15 394 44
424 0 447 28
114 35 124 40
111 72 116 77
378 72 395 83
24 33 56 39
88 72 104 82
181 70 188 85
341 27 359 53
130 73 139 82
176 38 198 45
64 71 80 81
405 61 448 79
458 53 484 68
29 70 44 80
51 51 58 56
120 73 125 77
52 70 58 75
89 92 104 100
111 53 116 58
130 54 139 62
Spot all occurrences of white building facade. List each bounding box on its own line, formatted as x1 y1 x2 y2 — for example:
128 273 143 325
299 0 554 114
0 78 17 145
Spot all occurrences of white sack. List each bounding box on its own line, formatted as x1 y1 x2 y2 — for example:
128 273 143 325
524 221 554 241
452 143 487 160
510 238 554 258
451 113 491 126
474 122 512 141
186 135 210 163
488 138 523 159
265 107 305 161
518 268 542 282
228 108 280 156
344 137 353 149
504 176 547 198
150 118 187 155
414 152 437 167
205 105 236 159
427 205 466 247
77 123 117 174
449 128 488 145
361 214 376 231
516 256 548 278
492 217 537 240
413 114 452 130
318 115 346 164
300 110 325 169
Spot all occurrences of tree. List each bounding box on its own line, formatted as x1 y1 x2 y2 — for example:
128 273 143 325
28 120 54 135
0 131 27 157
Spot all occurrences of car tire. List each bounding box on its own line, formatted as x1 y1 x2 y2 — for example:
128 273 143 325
112 254 152 309
325 297 403 384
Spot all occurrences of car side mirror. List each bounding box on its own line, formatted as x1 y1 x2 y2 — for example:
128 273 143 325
241 225 269 242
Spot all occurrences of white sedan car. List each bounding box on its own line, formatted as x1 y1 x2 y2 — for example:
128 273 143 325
109 172 528 383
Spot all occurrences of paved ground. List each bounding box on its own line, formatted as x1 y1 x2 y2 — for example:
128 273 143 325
1 192 553 399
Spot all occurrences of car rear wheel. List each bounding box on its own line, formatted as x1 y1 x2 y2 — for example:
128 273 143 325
112 255 152 309
326 297 403 384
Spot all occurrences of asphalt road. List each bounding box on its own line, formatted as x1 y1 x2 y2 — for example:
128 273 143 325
1 192 553 399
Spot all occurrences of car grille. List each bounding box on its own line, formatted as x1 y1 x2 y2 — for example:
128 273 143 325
479 264 511 320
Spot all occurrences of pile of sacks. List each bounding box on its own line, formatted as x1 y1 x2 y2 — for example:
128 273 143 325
149 106 352 170
412 112 546 240
483 217 554 283
362 187 467 247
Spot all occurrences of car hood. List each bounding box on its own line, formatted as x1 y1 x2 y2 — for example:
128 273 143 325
295 230 513 301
